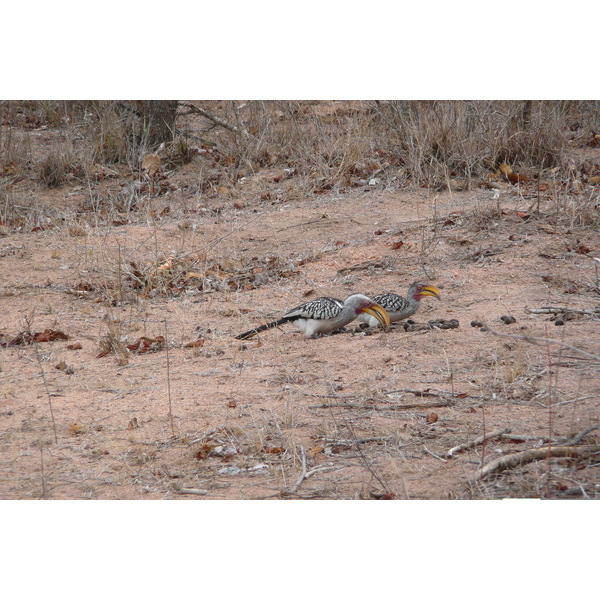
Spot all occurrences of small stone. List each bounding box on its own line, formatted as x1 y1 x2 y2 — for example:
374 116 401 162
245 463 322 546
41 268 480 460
555 318 565 326
471 320 483 328
500 315 517 324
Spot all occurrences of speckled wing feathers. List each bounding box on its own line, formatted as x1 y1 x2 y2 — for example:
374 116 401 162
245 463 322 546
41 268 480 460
371 293 412 315
284 297 344 320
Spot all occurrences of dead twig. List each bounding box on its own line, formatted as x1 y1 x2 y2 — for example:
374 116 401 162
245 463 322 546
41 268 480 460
468 445 600 482
500 434 555 444
447 428 511 458
385 388 466 399
321 436 394 446
172 483 208 496
179 102 256 141
309 400 454 410
559 424 600 447
554 395 599 407
482 328 600 362
288 446 335 494
525 306 600 317
423 445 448 463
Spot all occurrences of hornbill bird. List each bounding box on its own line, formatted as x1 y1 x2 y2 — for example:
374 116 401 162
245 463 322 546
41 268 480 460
357 282 441 328
235 294 391 340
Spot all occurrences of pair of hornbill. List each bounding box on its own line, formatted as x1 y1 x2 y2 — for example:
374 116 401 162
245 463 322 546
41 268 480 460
235 282 441 340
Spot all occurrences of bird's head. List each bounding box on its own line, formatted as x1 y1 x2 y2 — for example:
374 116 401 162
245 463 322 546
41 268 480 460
410 282 441 302
347 294 391 328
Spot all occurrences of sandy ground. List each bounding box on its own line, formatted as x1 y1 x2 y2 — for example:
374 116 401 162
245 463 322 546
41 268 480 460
1 134 599 500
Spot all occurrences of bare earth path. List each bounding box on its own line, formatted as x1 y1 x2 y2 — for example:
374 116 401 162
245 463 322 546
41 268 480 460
1 169 599 499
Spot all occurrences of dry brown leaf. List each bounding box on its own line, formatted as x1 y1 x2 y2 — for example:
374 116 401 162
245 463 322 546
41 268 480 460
426 412 439 424
142 153 161 173
498 163 513 176
507 172 529 184
184 338 205 348
68 423 85 436
33 329 70 343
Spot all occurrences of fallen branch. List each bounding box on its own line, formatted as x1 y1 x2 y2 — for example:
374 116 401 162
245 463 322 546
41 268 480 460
309 400 454 411
525 306 600 317
385 388 466 399
447 427 511 458
320 436 394 446
482 328 600 362
179 102 256 141
500 433 555 444
559 424 600 447
468 445 600 483
385 388 442 397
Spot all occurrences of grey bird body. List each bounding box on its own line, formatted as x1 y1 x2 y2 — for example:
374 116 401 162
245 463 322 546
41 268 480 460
358 282 441 328
236 294 390 340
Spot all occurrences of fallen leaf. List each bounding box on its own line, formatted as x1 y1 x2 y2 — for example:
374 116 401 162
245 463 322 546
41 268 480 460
33 329 70 343
141 153 161 177
185 338 205 348
68 422 85 436
507 172 529 184
127 336 165 353
498 163 513 176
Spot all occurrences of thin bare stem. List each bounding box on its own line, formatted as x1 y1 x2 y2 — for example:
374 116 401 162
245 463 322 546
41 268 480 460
26 315 58 444
39 441 47 499
164 318 174 436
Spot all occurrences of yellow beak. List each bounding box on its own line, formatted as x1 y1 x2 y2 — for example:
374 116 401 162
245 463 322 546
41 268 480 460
419 285 441 300
362 303 391 328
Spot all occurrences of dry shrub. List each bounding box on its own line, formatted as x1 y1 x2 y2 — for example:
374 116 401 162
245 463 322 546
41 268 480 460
90 102 131 165
184 101 598 190
1 126 33 173
371 100 573 186
38 141 78 187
